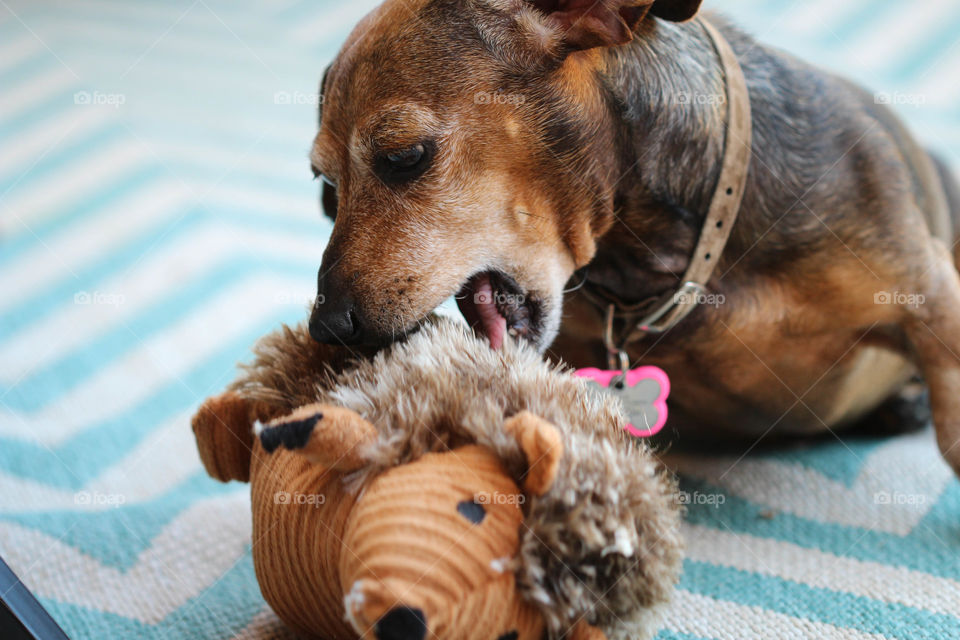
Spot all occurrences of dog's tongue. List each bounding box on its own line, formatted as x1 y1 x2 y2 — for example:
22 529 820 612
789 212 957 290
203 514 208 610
457 273 507 350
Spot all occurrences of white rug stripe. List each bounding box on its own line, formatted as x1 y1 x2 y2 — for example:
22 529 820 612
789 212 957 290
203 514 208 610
0 33 44 75
776 0 870 37
684 524 960 616
290 1 380 44
197 182 320 221
0 222 321 383
0 105 114 178
44 19 294 72
260 0 304 12
0 492 251 624
664 590 891 640
842 0 959 70
131 117 310 157
43 0 267 30
0 140 152 232
669 430 953 536
0 180 190 313
0 66 76 125
0 410 200 511
911 44 960 106
0 275 312 445
147 139 306 184
230 606 298 640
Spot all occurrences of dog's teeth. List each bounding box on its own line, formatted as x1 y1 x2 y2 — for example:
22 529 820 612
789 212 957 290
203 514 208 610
508 316 530 335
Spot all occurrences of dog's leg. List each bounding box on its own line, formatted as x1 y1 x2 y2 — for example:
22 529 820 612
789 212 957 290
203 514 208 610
846 378 930 437
901 239 960 476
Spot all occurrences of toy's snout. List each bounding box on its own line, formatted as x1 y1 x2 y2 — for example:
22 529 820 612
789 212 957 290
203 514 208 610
340 444 546 640
374 606 427 640
345 579 427 640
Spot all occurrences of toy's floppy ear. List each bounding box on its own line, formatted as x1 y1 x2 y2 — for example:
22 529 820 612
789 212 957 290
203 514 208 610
504 410 564 496
192 392 273 483
259 403 377 472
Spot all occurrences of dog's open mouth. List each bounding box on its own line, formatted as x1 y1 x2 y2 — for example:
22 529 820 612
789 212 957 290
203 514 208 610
455 271 540 349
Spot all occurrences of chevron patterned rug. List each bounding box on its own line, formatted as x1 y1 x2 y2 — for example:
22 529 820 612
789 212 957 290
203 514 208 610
1 1 958 639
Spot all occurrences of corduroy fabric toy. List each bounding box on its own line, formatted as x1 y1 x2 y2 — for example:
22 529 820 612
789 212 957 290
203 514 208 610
191 318 682 640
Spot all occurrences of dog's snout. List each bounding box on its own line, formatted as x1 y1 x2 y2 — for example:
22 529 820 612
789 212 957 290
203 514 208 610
308 300 361 344
374 606 427 640
310 269 363 345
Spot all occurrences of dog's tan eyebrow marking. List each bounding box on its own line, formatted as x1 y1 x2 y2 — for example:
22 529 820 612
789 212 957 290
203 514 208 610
357 103 441 153
504 116 520 138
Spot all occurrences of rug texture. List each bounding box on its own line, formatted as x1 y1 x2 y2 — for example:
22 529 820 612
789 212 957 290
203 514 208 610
0 0 958 638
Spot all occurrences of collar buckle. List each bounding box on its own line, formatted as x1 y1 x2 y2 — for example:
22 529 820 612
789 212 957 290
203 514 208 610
634 281 705 336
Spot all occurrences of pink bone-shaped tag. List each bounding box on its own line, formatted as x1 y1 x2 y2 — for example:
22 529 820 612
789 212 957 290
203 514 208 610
573 366 670 438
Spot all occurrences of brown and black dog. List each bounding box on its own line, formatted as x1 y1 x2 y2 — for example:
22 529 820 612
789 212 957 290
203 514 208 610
305 0 960 475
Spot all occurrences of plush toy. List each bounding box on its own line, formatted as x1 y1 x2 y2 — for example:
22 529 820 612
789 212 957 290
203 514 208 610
191 318 682 640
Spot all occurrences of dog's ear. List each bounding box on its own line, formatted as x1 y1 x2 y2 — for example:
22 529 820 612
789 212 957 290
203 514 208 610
649 0 702 23
529 0 702 50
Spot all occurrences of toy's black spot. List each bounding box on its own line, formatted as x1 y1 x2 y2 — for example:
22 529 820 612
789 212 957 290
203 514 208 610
375 606 426 640
457 499 486 524
497 632 519 640
260 413 322 453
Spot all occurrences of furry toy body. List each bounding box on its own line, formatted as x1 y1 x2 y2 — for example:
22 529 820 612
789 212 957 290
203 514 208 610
192 319 683 639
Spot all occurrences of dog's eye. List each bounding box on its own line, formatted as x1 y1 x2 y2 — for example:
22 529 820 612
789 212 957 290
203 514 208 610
387 145 423 168
375 142 433 185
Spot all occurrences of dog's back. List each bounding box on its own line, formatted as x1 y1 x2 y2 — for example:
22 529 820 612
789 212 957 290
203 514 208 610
710 15 958 252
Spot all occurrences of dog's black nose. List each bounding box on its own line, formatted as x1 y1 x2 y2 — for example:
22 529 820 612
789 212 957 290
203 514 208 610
309 270 363 344
374 606 427 640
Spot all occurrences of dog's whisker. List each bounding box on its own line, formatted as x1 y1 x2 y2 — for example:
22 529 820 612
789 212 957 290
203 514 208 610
563 270 589 294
